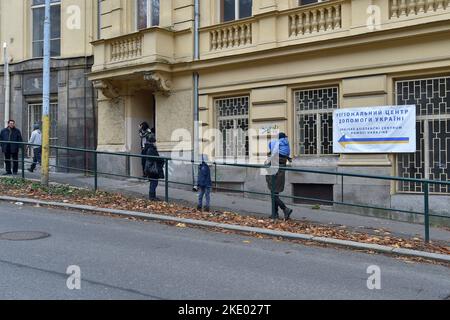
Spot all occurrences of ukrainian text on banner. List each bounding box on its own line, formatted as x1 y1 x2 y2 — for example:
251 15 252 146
333 105 416 153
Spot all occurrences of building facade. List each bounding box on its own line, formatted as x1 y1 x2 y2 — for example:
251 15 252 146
0 0 98 171
2 0 443 222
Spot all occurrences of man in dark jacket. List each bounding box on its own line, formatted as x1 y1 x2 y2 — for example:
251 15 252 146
265 132 293 220
1 120 23 175
143 136 165 201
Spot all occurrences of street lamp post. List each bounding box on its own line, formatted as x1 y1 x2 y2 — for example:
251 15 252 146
3 42 10 127
41 0 51 186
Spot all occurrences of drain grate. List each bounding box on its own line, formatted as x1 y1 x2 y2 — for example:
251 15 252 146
0 231 51 241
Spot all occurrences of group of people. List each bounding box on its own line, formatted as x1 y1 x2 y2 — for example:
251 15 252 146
1 120 42 175
2 120 293 220
139 121 292 220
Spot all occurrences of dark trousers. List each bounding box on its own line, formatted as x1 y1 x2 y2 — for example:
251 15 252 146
149 179 159 199
4 152 19 174
30 147 42 171
274 194 287 213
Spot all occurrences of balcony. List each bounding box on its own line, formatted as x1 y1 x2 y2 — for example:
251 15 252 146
90 0 450 73
90 27 176 79
390 0 450 19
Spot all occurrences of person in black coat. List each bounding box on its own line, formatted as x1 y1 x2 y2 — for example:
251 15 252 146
139 122 155 177
143 136 165 201
0 120 23 175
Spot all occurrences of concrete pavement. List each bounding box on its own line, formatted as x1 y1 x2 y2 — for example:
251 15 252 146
0 202 449 299
19 171 450 242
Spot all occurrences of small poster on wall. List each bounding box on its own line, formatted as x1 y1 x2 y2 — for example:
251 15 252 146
333 105 416 154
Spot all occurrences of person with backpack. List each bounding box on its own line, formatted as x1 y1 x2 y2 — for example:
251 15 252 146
139 121 155 177
1 120 23 176
143 136 165 201
27 123 42 173
196 154 212 212
265 132 293 220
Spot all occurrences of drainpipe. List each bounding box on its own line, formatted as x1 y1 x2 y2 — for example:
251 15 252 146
192 0 200 190
3 42 10 127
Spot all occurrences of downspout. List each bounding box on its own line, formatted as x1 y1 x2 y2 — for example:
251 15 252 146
192 0 200 190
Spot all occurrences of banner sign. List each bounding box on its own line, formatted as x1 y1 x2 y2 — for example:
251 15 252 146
333 105 416 153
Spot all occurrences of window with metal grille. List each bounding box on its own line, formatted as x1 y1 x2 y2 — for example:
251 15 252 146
28 103 58 155
396 76 450 194
215 96 249 160
294 87 339 155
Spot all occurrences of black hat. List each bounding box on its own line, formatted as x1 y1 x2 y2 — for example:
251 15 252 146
279 132 287 139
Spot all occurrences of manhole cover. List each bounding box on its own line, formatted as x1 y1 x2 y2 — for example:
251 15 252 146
0 231 50 241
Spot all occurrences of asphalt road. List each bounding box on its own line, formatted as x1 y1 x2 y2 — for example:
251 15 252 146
0 201 449 300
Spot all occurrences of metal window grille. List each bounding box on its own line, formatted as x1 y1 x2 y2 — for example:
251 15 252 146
28 102 58 156
215 96 249 160
396 76 450 194
294 87 339 155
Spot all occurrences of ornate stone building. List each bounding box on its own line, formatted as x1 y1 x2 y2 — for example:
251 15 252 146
89 0 450 221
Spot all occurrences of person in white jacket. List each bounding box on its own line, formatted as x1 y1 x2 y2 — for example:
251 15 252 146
28 123 42 173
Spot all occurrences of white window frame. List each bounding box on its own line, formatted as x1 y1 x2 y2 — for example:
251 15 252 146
136 0 160 30
217 0 253 23
31 0 61 58
298 0 328 6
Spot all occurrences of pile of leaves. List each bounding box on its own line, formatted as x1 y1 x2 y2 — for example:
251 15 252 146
1 177 449 256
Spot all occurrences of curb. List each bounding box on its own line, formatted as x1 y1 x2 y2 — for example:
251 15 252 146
1 195 449 263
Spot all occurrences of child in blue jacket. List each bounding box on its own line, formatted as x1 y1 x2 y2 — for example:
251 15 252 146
197 155 212 212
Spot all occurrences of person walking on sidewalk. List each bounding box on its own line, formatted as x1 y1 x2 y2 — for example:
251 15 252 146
0 120 23 176
143 136 165 201
27 123 42 173
265 132 293 221
197 155 212 212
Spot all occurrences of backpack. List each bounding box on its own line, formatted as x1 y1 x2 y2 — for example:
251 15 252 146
144 160 159 179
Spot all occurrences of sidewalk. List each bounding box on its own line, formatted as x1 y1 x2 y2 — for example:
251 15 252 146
18 171 450 243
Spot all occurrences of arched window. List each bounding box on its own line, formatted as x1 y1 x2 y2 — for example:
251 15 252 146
137 0 160 30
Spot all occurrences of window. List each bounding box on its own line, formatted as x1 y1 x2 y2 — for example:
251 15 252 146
215 96 249 160
220 0 252 23
299 0 327 5
137 0 160 29
294 87 339 155
32 0 61 58
396 76 450 194
28 102 58 155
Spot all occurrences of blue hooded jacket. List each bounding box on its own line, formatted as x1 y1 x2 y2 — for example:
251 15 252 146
269 137 290 158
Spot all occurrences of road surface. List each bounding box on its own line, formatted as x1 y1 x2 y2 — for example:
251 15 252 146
0 201 449 299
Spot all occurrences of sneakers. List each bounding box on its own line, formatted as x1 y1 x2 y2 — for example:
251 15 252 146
197 206 210 212
2 172 12 176
270 213 280 220
283 208 293 221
